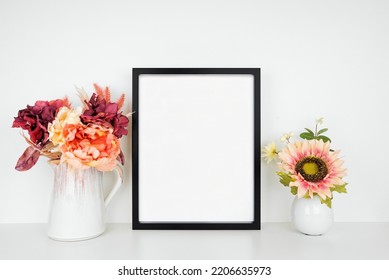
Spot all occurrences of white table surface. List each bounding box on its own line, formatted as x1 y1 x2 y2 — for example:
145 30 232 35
0 223 388 260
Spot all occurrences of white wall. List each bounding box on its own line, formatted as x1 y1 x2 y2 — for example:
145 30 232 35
1 0 388 223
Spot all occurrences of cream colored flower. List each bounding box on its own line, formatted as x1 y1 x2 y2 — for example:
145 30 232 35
48 107 82 149
316 117 324 125
280 132 294 143
261 142 278 163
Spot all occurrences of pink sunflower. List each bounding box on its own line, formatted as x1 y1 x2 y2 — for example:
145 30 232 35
278 140 347 199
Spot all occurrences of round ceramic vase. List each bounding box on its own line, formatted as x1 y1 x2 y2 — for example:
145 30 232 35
291 196 334 235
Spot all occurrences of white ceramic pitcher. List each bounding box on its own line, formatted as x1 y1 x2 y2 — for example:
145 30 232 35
47 163 123 241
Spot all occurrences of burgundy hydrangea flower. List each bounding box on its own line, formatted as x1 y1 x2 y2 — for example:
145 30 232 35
81 93 129 138
12 99 69 146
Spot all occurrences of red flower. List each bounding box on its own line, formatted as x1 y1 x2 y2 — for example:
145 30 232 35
81 93 129 138
12 99 69 146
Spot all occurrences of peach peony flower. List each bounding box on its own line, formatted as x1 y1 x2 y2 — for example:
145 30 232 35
48 107 82 149
60 123 120 171
278 139 347 200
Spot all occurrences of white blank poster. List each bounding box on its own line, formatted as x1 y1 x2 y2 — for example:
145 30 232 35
137 73 255 223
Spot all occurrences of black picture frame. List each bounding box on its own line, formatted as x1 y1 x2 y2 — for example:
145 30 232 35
132 68 260 230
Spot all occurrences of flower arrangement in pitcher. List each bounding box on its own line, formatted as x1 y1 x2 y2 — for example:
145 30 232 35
12 84 130 172
261 118 348 208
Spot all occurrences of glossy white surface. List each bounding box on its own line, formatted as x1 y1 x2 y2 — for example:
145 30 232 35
291 196 334 235
48 165 123 241
1 223 389 260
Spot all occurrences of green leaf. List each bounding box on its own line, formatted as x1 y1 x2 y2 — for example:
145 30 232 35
300 132 314 140
316 135 331 142
333 183 348 194
290 186 297 195
277 171 294 187
317 128 328 135
304 128 314 135
319 196 333 208
300 128 314 140
303 192 311 199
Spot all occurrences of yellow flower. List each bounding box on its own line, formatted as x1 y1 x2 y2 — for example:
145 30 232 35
48 107 81 149
261 142 278 163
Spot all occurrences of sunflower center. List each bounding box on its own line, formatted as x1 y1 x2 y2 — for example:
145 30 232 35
295 156 328 182
302 162 318 175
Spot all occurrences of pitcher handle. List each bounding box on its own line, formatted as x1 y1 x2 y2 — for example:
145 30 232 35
104 163 124 207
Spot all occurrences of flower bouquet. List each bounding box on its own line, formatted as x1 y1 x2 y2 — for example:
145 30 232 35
12 83 130 172
12 84 131 241
262 118 347 208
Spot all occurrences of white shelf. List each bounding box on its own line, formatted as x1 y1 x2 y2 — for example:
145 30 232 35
1 223 388 259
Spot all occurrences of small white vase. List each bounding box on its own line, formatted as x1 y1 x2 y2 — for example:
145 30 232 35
291 196 334 235
47 163 123 241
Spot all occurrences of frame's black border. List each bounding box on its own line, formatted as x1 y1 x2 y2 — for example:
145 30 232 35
132 68 261 230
